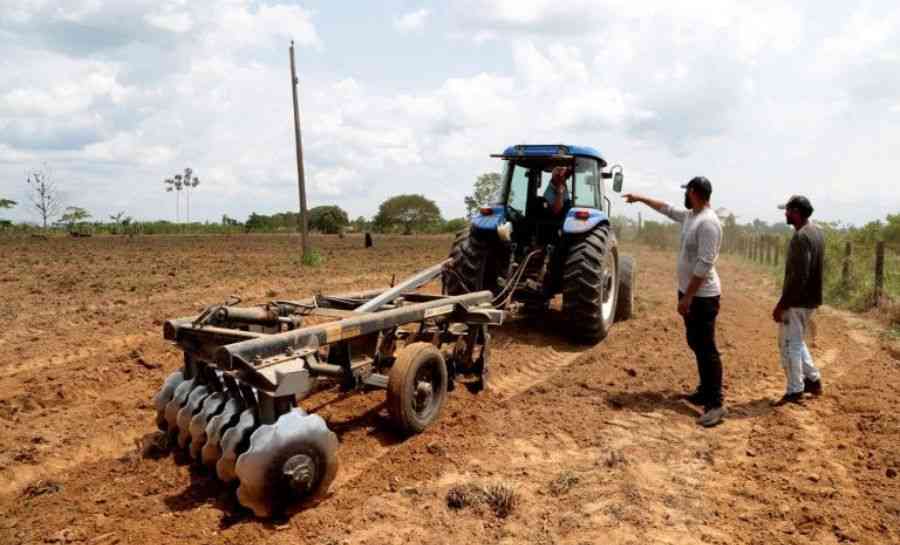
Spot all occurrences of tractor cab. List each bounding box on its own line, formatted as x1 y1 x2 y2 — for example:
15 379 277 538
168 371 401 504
473 144 623 246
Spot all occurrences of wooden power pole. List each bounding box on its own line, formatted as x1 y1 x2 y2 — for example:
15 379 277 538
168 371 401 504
289 40 310 259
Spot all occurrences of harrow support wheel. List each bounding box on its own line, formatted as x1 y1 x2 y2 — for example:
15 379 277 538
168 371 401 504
235 411 338 518
387 342 448 434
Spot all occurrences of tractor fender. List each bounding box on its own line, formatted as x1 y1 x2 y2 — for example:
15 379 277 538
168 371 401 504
470 205 507 233
562 207 609 235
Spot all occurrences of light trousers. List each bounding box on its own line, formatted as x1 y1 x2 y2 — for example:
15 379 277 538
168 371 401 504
778 307 821 394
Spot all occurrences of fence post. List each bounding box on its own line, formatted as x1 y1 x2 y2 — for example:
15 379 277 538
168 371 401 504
774 238 781 266
874 241 885 306
842 241 852 288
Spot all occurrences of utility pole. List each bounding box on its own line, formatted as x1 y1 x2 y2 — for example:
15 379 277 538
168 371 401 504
289 40 310 259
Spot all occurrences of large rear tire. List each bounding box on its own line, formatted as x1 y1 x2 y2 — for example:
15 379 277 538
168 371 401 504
562 226 618 344
442 230 503 296
615 255 635 322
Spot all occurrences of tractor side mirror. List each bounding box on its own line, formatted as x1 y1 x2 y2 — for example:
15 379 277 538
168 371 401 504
611 165 624 193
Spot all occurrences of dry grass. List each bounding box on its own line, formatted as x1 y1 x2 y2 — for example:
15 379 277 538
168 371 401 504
603 450 627 468
446 483 486 510
446 481 519 518
548 471 579 497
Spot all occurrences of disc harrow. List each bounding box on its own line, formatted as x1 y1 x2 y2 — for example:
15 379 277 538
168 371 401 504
150 261 503 517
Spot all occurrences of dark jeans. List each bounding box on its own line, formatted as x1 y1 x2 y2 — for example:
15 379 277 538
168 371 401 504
678 292 723 408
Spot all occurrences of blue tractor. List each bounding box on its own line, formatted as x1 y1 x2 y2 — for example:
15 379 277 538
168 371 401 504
443 144 634 343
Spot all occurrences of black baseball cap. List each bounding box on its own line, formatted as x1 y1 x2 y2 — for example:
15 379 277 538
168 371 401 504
681 176 712 199
778 195 814 216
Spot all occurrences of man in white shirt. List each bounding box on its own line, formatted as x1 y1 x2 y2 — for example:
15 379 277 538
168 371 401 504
623 177 726 427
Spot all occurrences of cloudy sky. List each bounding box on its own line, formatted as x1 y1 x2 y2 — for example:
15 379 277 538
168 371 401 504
1 0 899 226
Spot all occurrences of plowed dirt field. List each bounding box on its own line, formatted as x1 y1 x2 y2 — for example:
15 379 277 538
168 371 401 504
1 234 898 545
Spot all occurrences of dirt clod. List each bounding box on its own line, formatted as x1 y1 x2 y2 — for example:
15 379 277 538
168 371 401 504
23 479 61 498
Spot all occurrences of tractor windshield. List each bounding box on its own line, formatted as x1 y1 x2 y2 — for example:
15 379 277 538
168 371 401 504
501 156 601 216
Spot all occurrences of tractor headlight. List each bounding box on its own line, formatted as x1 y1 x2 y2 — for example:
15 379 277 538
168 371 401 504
497 221 513 242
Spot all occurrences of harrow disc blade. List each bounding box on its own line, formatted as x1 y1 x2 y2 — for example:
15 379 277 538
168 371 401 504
153 371 184 431
235 411 338 518
216 408 259 483
201 396 242 468
189 392 227 460
177 384 211 449
164 378 196 434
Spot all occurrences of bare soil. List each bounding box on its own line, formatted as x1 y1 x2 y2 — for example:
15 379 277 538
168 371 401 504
1 234 898 545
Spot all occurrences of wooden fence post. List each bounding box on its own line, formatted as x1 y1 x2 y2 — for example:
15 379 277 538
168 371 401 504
842 241 852 288
774 238 781 266
874 241 885 306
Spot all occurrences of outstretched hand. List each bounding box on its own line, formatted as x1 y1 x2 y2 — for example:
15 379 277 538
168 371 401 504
623 193 640 204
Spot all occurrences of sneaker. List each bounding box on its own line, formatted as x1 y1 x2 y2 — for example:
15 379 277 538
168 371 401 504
771 392 803 407
804 378 823 397
697 406 727 427
681 389 707 407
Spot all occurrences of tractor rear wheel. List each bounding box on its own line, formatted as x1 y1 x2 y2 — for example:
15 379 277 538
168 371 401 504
562 226 618 344
442 230 503 296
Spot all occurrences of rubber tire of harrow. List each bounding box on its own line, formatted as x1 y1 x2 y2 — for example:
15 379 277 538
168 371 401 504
387 342 448 435
615 255 635 322
235 411 338 518
562 226 618 344
442 230 502 296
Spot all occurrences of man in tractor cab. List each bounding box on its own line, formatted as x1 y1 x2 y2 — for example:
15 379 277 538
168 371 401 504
543 166 573 216
623 177 726 428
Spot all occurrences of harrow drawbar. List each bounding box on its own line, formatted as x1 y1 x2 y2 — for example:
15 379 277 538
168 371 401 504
152 261 502 517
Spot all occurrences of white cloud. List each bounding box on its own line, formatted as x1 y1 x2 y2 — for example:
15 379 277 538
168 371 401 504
394 8 429 32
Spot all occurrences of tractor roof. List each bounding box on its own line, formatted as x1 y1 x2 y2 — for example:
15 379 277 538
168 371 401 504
497 144 607 167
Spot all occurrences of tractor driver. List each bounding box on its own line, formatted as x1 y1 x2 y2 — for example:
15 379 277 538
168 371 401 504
544 166 573 217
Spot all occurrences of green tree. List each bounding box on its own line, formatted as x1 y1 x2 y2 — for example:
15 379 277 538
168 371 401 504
373 194 442 234
109 211 132 235
0 198 15 209
464 172 502 216
443 217 468 233
308 205 349 234
350 215 369 232
60 206 91 233
245 212 271 232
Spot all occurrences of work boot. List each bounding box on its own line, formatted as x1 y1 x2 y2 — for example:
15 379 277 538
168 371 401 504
771 392 803 407
804 378 823 397
697 406 727 427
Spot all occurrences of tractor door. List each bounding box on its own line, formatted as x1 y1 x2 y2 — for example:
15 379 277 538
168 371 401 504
572 157 604 212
